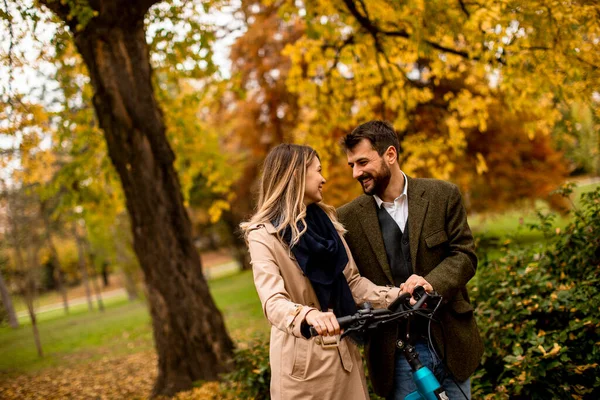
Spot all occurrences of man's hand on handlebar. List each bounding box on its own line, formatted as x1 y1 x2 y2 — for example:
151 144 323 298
305 310 340 336
400 274 434 305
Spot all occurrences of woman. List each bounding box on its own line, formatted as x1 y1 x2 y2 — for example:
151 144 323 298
240 144 401 399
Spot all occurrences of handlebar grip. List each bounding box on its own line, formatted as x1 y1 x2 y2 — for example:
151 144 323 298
389 291 412 312
309 315 352 338
337 314 354 328
309 308 391 337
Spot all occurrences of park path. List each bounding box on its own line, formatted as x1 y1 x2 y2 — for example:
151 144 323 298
571 176 600 186
15 288 126 319
17 260 240 319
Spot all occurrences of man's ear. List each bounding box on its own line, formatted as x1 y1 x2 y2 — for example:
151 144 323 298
386 146 397 165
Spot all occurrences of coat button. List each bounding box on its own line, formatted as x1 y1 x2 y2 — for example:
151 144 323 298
315 337 322 345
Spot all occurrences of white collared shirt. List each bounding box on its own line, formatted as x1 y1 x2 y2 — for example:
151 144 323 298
374 171 409 233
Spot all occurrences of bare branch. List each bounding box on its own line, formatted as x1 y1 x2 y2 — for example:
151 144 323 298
458 0 471 18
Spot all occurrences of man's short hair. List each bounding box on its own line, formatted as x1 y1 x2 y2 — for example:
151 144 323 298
340 120 400 158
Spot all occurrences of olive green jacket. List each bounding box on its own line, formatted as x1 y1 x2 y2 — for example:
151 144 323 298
338 176 483 397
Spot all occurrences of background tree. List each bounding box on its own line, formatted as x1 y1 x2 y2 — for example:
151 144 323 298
32 0 234 395
5 185 44 358
39 199 69 314
275 0 599 208
72 219 95 311
0 247 19 329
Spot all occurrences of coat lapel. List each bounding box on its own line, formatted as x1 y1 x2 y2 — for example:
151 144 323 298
261 222 297 262
407 177 428 273
357 196 395 284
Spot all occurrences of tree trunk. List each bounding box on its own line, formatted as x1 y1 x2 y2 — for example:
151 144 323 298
221 161 260 271
5 189 44 351
115 236 139 301
101 262 110 287
55 268 69 313
73 224 94 312
40 202 69 314
39 2 234 396
122 269 139 301
81 232 105 312
23 237 44 358
0 271 19 329
223 210 251 271
116 248 139 301
25 294 44 358
221 192 253 271
90 271 105 312
23 263 43 358
85 248 105 312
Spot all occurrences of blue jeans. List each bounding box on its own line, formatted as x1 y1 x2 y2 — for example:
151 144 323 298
388 339 471 400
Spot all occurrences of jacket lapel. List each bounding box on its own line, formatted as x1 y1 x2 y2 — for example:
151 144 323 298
407 177 428 273
357 196 395 284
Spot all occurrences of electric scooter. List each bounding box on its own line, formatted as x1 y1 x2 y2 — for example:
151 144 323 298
307 287 457 400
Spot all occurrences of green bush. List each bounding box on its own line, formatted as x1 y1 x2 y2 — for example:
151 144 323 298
221 337 271 399
472 185 600 399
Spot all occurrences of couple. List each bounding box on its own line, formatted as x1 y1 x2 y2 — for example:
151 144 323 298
241 121 483 400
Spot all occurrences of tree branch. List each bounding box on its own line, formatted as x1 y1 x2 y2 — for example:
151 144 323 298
342 0 482 62
458 0 471 18
573 54 600 71
322 34 355 79
520 46 599 71
423 39 472 59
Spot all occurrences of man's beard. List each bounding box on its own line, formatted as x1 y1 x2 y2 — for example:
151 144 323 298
358 163 391 196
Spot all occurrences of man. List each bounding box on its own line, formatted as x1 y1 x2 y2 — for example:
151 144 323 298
338 121 483 399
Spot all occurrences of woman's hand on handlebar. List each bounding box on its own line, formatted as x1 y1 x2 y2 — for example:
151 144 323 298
305 310 340 336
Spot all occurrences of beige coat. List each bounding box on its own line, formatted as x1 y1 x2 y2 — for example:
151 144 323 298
247 222 401 400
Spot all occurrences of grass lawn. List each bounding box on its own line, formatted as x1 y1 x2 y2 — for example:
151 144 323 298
1 179 597 394
470 180 599 242
0 270 266 376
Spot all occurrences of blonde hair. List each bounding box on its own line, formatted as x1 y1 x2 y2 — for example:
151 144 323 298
240 143 345 247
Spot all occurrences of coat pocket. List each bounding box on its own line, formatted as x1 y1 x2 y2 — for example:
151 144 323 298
290 337 309 379
450 299 474 315
425 230 448 248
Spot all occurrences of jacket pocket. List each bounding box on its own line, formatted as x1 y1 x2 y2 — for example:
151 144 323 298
450 299 474 315
425 230 448 248
290 337 309 379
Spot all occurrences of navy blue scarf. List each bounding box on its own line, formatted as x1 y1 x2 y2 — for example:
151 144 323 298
279 204 357 318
